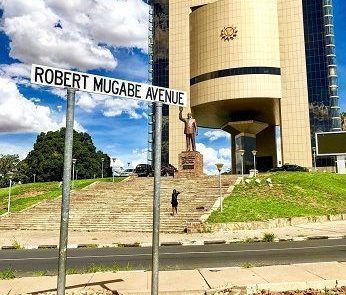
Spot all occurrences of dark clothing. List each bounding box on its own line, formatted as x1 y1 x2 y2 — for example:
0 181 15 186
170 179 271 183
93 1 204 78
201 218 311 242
171 191 180 207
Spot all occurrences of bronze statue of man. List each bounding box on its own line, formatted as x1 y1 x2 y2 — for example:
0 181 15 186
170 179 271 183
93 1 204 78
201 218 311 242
179 106 198 151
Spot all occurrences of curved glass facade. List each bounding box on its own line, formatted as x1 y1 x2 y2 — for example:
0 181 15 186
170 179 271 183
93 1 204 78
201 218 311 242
303 0 341 167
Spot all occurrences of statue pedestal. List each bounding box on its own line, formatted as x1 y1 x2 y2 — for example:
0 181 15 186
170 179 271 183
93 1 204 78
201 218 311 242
177 151 204 178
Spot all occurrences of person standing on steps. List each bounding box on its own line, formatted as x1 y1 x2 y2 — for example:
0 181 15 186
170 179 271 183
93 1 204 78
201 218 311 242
171 189 181 216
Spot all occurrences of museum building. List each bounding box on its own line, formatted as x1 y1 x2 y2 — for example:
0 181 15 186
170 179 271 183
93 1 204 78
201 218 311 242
148 0 342 173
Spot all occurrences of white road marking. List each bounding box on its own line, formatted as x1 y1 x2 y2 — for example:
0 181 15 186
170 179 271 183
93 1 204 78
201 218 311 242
0 244 345 262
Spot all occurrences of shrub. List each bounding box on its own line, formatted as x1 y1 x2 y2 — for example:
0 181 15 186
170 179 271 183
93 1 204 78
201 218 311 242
262 233 275 242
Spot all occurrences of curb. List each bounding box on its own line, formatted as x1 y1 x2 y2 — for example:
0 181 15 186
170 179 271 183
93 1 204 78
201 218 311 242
1 235 344 251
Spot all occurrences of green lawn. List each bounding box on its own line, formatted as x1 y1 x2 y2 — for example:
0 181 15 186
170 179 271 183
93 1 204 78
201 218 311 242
208 172 346 223
0 177 124 215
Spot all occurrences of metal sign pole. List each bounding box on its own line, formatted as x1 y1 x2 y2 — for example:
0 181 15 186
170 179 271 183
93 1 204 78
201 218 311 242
57 88 76 295
7 178 12 213
151 101 162 295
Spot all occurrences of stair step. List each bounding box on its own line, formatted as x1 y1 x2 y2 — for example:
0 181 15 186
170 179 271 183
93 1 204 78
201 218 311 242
0 176 237 233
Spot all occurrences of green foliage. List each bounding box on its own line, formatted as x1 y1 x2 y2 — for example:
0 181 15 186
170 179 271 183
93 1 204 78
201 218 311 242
208 172 346 223
0 154 21 188
32 270 47 277
262 233 275 242
22 128 112 183
0 154 20 175
11 239 22 249
0 267 16 280
242 262 253 268
66 267 79 275
67 262 132 274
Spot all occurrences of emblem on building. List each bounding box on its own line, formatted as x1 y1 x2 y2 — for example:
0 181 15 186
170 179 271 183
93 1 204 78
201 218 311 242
220 26 238 41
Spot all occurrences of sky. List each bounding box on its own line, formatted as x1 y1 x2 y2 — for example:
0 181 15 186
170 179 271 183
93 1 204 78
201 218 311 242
0 0 345 175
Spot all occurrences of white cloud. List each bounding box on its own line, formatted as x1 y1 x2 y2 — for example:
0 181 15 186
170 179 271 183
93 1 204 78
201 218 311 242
58 116 86 133
130 148 147 168
204 130 230 141
109 157 125 168
30 98 41 103
0 143 31 160
218 148 231 159
0 0 150 124
0 77 60 132
0 0 149 71
0 63 32 86
102 98 144 119
0 63 31 79
50 89 146 119
0 77 86 133
196 143 231 175
76 92 98 113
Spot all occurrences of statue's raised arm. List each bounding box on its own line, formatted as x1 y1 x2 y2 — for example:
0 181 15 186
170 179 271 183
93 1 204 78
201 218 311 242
179 106 186 123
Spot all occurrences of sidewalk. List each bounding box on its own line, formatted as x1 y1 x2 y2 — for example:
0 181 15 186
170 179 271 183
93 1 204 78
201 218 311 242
0 220 345 249
1 262 346 295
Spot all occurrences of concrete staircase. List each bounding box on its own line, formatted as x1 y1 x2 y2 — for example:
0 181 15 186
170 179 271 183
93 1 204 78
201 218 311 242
0 175 237 233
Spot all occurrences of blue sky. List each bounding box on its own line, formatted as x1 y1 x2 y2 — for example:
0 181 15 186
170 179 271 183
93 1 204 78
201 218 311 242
0 0 344 174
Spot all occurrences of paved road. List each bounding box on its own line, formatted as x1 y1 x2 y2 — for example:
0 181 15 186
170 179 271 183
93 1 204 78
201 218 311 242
0 239 345 275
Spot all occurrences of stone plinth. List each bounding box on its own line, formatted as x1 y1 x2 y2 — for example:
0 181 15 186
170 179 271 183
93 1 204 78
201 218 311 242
177 151 204 178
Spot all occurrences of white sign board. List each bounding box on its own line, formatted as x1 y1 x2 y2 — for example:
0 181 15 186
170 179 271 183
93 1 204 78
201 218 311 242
31 64 187 107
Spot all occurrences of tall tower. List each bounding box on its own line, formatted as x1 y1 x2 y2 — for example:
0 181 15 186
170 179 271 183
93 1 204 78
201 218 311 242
150 0 342 171
147 0 169 166
303 0 342 166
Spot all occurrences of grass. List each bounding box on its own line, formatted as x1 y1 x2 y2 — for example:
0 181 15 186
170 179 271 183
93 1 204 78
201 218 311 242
0 177 124 215
0 267 16 280
67 262 133 274
241 262 253 268
0 262 133 280
11 239 22 249
208 172 346 223
262 233 276 242
32 270 47 277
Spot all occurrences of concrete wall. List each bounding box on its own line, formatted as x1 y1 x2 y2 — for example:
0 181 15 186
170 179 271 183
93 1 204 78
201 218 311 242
278 0 312 167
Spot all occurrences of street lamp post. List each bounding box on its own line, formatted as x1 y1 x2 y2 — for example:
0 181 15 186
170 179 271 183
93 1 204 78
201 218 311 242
7 171 14 213
251 150 257 178
33 173 36 183
75 170 78 181
112 158 116 183
101 158 104 179
72 159 77 189
312 147 317 171
239 149 245 183
215 163 224 212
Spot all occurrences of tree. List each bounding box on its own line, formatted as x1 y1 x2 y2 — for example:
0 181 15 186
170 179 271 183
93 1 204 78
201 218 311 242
23 128 112 182
0 154 20 187
0 154 19 176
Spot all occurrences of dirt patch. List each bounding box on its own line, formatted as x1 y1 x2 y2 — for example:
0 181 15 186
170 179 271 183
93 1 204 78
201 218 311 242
12 190 48 200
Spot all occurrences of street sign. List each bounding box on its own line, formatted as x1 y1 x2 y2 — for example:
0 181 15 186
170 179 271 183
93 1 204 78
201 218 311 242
31 64 187 107
315 131 346 156
30 63 181 295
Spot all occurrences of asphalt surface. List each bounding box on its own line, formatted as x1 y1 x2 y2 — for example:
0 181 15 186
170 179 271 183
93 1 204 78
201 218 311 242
0 239 345 275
